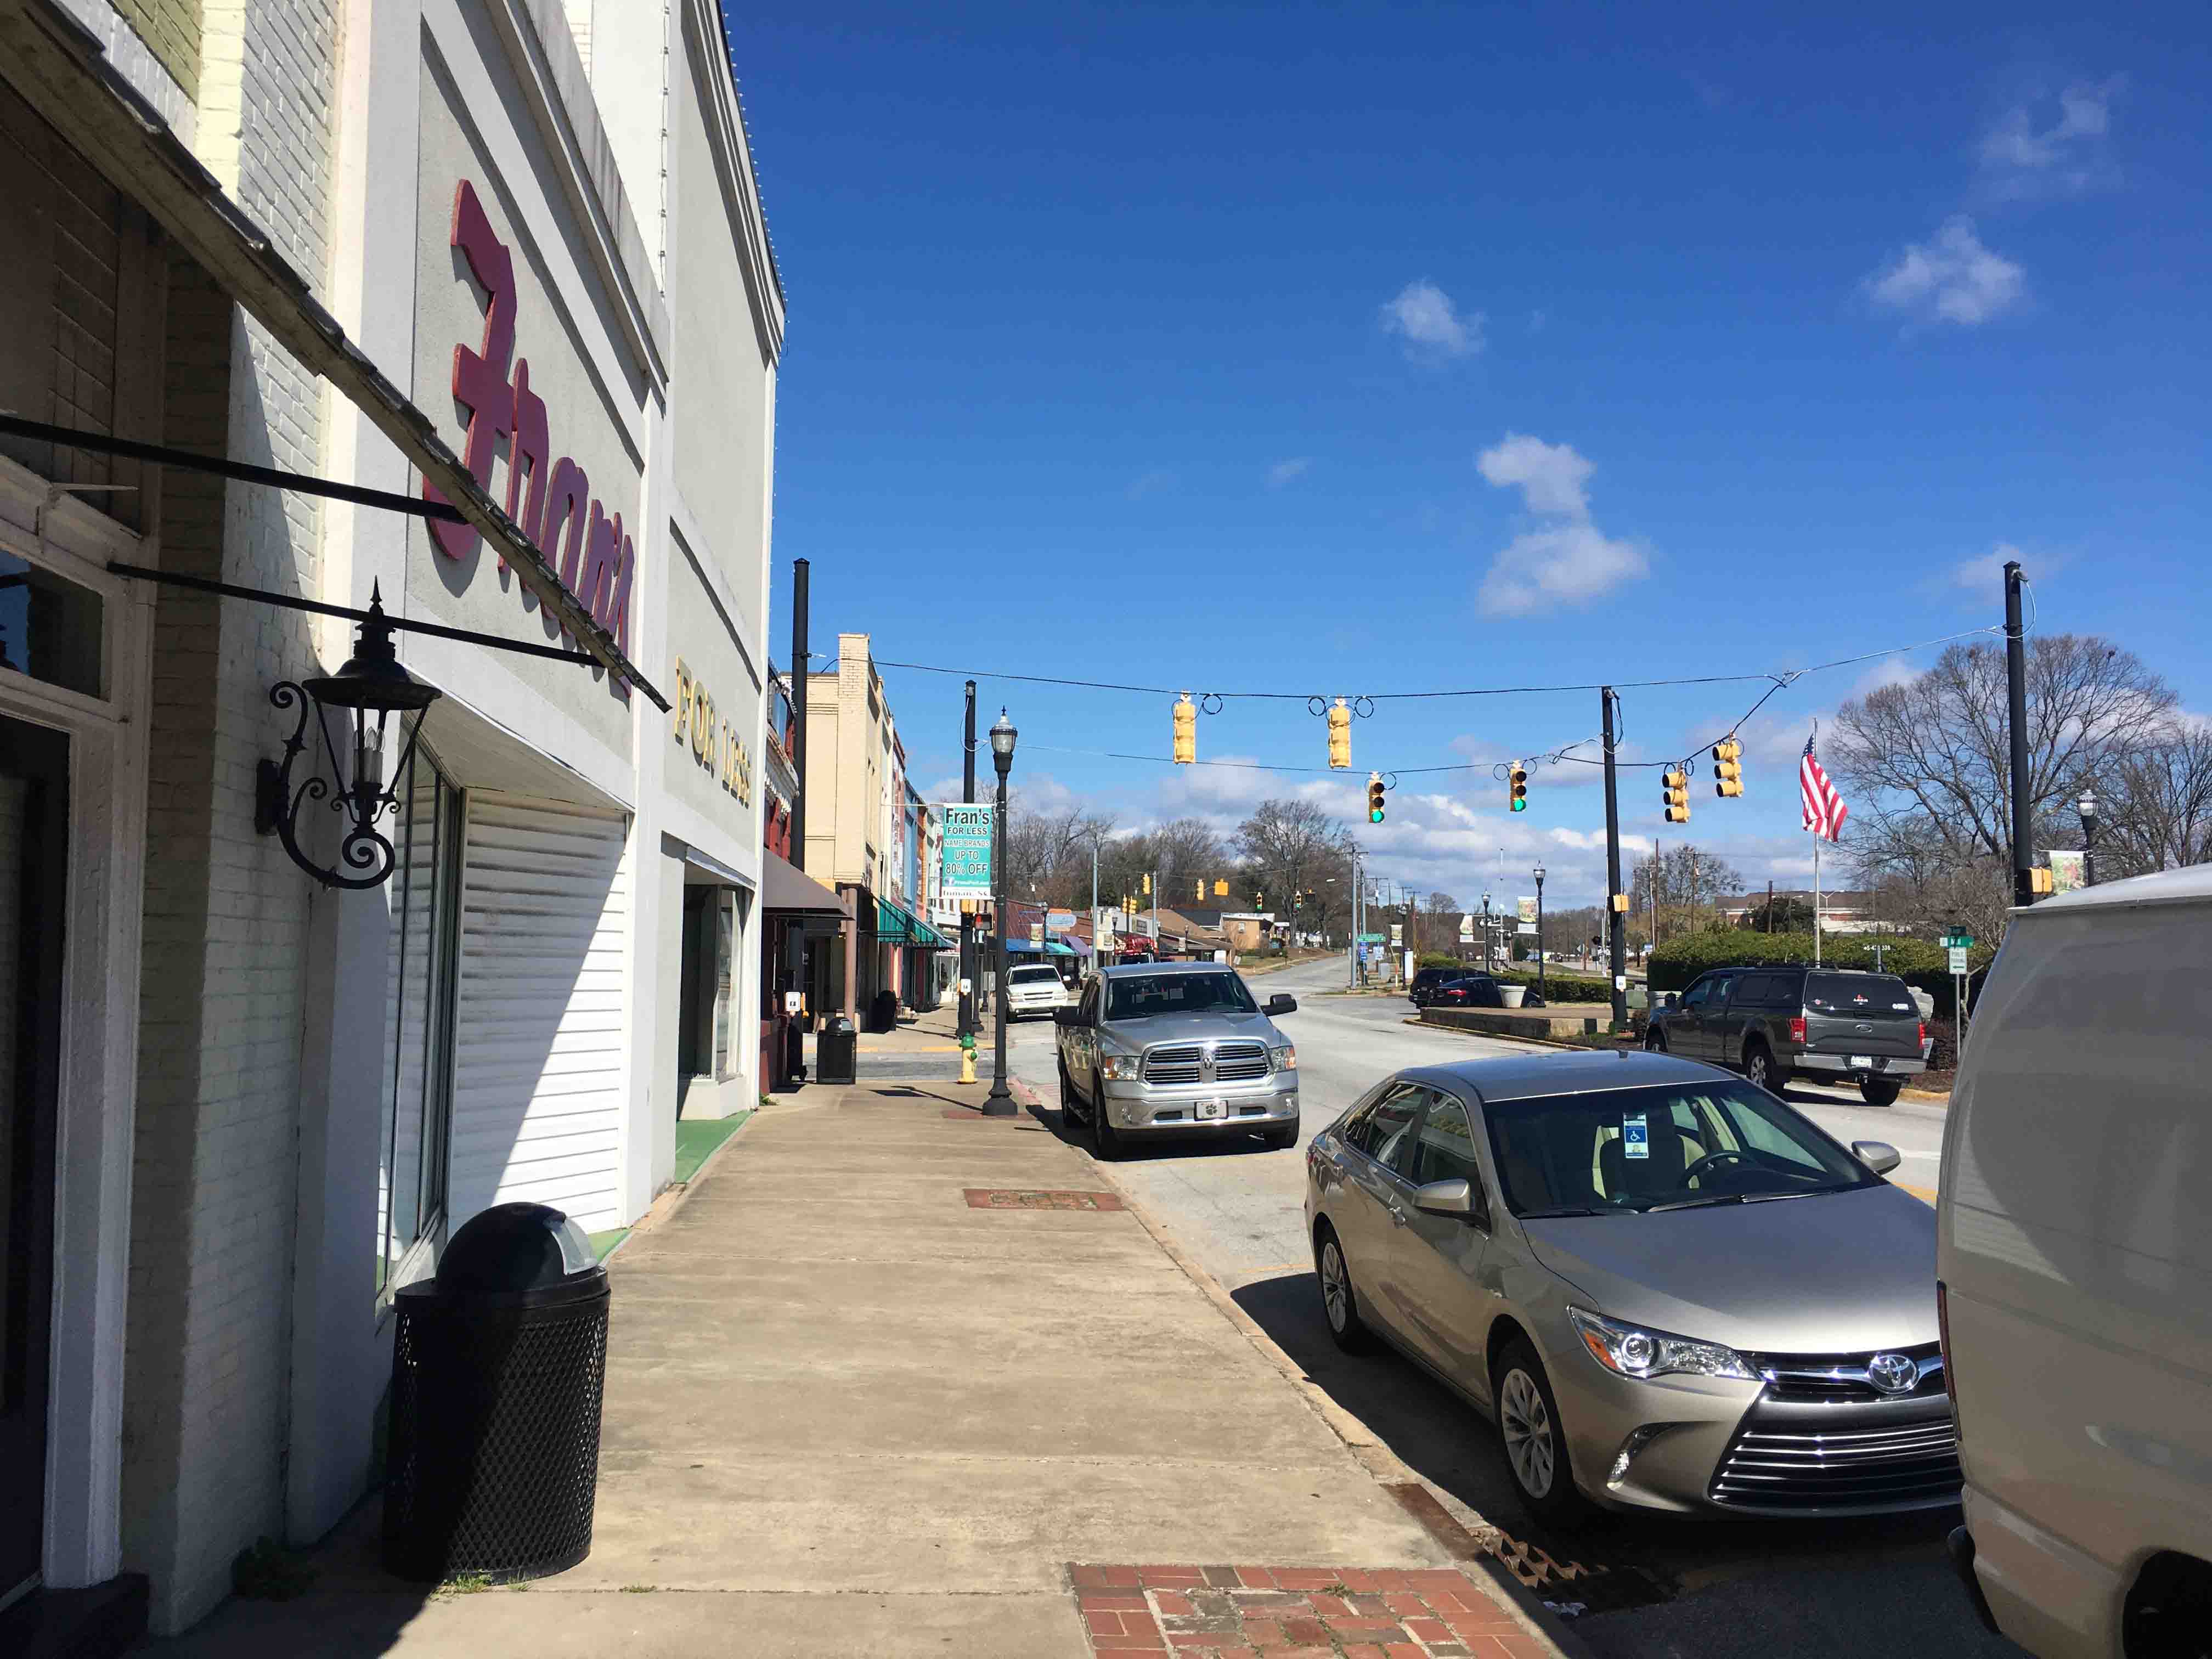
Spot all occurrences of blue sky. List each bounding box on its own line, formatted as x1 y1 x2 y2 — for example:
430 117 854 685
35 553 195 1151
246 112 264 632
727 2 2211 908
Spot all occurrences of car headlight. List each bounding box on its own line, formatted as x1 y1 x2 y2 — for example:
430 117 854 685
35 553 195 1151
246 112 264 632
1566 1306 1756 1381
1098 1052 1139 1081
1269 1045 1296 1072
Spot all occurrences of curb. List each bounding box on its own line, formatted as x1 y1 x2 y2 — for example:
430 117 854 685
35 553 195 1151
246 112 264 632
1092 1161 1587 1659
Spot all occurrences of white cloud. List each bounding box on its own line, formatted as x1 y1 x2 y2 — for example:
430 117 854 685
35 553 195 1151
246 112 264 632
1979 77 2122 195
1471 433 1647 617
1947 541 2025 591
1124 467 1175 500
1477 523 1648 618
1477 433 1595 518
1865 218 2026 326
1267 456 1312 488
1380 279 1483 359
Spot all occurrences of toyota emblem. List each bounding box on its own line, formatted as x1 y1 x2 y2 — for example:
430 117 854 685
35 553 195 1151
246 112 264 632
1867 1352 1918 1395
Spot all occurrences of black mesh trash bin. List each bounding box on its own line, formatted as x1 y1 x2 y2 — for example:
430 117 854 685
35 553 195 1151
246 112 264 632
384 1203 610 1583
817 1014 857 1084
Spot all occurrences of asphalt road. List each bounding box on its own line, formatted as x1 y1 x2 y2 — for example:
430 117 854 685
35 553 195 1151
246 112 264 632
1003 954 2019 1659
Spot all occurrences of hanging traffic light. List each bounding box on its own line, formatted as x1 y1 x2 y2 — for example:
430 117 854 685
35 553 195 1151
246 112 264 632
1327 697 1351 769
1367 771 1386 823
1195 878 1205 902
1712 737 1743 798
1662 767 1691 824
1213 879 1228 897
1172 692 1197 764
1142 873 1152 895
1508 761 1528 813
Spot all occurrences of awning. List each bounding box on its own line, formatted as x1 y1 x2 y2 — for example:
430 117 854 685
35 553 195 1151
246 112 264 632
762 849 843 916
874 895 951 948
0 0 664 706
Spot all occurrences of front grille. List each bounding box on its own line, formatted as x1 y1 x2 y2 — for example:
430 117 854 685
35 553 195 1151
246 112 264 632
1709 1416 1960 1511
1743 1342 1946 1403
1143 1044 1203 1083
1141 1040 1270 1084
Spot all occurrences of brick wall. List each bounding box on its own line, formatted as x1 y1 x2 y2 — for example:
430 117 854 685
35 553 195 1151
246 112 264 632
109 0 201 102
121 0 338 1630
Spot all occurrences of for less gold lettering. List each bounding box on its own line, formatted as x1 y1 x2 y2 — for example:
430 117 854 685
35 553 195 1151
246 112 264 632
672 659 692 747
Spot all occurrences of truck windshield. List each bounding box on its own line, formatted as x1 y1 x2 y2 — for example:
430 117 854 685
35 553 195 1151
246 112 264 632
1804 973 1918 1018
1107 972 1257 1020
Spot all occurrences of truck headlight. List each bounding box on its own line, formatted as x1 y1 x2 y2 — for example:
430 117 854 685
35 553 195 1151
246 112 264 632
1269 1045 1296 1072
1098 1052 1138 1081
1566 1306 1755 1382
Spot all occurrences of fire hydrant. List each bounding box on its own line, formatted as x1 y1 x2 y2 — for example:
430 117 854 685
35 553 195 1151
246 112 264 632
958 1030 978 1085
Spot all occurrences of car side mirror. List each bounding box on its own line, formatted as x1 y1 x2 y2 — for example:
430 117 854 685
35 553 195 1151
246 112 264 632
1053 1008 1077 1027
1413 1177 1479 1222
1853 1139 1903 1176
1267 994 1297 1015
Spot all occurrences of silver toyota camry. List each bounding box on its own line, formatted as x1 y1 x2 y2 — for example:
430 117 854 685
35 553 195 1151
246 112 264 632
1303 1048 1953 1526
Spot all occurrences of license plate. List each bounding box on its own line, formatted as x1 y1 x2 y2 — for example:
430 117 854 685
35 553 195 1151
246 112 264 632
1849 1055 1871 1069
1194 1098 1227 1121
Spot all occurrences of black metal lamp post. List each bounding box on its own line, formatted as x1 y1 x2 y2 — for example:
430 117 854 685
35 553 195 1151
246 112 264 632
1533 864 1546 1003
985 709 1019 1114
2077 793 2099 888
257 585 442 889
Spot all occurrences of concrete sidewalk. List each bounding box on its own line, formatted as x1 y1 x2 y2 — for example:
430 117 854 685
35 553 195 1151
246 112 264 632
144 1079 1560 1657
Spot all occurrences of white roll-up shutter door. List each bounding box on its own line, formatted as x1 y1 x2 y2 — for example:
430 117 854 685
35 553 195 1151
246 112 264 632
448 791 632 1234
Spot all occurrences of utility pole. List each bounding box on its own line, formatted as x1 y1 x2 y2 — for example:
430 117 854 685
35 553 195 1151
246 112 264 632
789 558 808 870
1602 686 1627 1031
957 679 976 1037
1765 877 1774 934
2005 559 2037 908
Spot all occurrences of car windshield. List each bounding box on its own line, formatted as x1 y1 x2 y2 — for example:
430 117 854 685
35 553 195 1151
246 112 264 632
1008 966 1061 985
1483 1080 1877 1215
1106 971 1257 1020
1805 973 1918 1018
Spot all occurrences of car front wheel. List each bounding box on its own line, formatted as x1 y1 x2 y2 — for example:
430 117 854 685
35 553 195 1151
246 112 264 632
1314 1224 1375 1352
1493 1339 1593 1528
1644 1029 1667 1053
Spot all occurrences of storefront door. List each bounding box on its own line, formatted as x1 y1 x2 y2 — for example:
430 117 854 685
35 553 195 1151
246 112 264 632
0 715 66 1607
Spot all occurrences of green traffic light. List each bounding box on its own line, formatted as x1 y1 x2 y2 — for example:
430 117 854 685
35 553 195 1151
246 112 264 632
1510 798 1525 812
1368 807 1384 823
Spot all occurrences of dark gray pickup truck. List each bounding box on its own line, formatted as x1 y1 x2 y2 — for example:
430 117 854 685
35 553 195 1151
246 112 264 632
1644 965 1929 1105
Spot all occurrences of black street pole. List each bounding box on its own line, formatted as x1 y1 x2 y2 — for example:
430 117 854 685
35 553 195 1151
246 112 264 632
1534 867 1546 1004
985 710 1018 1114
1602 686 1627 1031
789 559 808 868
2006 560 2037 909
958 680 977 1037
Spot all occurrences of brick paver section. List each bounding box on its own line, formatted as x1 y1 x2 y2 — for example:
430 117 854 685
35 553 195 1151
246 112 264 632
1070 1562 1549 1657
963 1187 1126 1211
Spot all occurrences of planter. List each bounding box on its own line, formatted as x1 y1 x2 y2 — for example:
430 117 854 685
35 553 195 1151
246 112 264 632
1498 984 1527 1008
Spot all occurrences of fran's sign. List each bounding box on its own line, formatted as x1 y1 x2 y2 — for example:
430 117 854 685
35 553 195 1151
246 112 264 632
937 803 994 900
672 658 752 806
427 179 635 661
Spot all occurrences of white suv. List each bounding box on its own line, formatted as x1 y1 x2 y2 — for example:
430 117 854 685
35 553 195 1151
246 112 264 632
1004 963 1070 1020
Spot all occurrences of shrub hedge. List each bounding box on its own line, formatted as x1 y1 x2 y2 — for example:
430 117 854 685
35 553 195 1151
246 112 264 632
1646 931 1994 1013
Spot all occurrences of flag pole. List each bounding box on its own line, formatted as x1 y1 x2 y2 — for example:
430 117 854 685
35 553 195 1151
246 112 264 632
1813 832 1822 967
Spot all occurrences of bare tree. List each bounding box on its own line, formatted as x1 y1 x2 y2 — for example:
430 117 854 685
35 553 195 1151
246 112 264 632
1234 798 1353 920
1002 792 1115 904
2102 722 2212 877
1832 635 2178 933
1629 845 1746 929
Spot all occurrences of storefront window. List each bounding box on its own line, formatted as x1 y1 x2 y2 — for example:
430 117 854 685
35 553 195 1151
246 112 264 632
0 551 104 699
712 890 735 1077
377 748 462 1296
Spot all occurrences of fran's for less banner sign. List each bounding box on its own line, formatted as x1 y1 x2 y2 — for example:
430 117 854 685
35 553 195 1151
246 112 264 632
937 804 994 899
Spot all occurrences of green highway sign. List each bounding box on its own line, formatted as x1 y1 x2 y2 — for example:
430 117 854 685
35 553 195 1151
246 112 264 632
1357 932 1385 944
1940 932 1976 949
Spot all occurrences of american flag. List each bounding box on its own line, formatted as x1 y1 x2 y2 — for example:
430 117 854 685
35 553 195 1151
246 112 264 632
1800 733 1848 842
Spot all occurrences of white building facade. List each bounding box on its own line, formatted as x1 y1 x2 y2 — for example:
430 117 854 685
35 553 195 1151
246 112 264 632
0 0 780 1639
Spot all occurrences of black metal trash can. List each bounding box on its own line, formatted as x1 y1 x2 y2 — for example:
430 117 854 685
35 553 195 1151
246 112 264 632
817 1013 858 1084
384 1203 610 1583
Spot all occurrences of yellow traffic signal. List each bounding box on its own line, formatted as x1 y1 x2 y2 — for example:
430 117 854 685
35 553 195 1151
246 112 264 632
1172 692 1196 764
1712 737 1743 798
1327 697 1351 769
1662 768 1691 824
1142 873 1152 895
1508 761 1528 813
1214 879 1228 897
1195 879 1204 902
1367 771 1386 823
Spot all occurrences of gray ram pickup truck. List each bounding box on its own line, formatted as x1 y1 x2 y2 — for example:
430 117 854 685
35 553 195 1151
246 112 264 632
1054 961 1299 1158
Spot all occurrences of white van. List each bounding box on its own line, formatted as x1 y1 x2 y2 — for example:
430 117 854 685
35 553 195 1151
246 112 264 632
1939 865 2212 1659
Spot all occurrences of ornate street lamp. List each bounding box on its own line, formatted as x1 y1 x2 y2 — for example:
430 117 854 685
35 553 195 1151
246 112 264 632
2076 792 2099 888
985 708 1019 1115
256 585 442 889
1533 864 1547 1004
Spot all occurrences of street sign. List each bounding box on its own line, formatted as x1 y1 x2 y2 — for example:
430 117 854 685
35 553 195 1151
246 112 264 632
1047 910 1077 932
1517 922 1536 936
936 803 995 900
1948 946 1969 974
1358 932 1384 944
1516 897 1538 924
1940 932 1977 949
